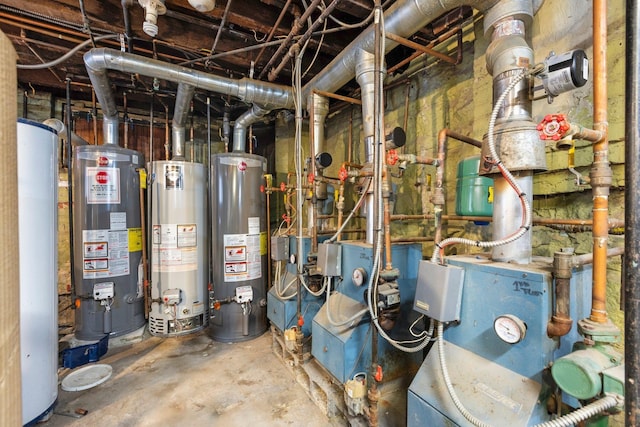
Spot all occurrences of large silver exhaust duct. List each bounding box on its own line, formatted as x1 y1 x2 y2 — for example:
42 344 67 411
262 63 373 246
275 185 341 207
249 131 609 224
232 104 270 152
84 48 294 145
171 83 195 159
301 0 500 100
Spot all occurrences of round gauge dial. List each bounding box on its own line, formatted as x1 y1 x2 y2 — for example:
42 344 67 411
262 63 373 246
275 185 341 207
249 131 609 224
493 314 527 344
289 253 296 264
351 268 367 287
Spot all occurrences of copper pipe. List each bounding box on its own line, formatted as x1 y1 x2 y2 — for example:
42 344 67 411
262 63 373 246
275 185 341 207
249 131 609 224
432 128 483 243
92 89 98 145
383 195 393 270
590 0 612 324
123 92 129 148
386 32 457 64
336 182 345 241
348 108 353 163
313 89 362 105
258 0 322 80
390 214 624 230
255 0 293 65
164 105 170 160
386 26 461 76
138 169 149 320
402 81 410 136
269 0 345 82
548 249 574 337
391 236 433 243
309 94 318 254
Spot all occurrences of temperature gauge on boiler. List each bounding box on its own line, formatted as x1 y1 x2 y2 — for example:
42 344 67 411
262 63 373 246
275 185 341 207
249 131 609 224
494 314 527 344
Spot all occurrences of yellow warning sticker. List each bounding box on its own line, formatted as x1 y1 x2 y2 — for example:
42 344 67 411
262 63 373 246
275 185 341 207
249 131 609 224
138 169 147 189
129 228 143 252
260 232 267 256
488 186 494 204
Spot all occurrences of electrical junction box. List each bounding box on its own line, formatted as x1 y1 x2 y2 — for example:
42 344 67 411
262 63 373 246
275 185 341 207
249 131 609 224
235 285 254 303
93 282 114 300
377 282 401 309
317 242 342 276
414 261 464 322
271 236 289 261
162 288 181 305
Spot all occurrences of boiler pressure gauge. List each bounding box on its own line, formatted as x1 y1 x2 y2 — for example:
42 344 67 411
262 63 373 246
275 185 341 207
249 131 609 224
352 268 367 287
494 314 527 344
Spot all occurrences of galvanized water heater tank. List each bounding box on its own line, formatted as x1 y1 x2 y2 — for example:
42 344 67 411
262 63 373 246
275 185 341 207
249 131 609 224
17 119 58 424
73 144 145 340
209 153 267 342
149 160 208 336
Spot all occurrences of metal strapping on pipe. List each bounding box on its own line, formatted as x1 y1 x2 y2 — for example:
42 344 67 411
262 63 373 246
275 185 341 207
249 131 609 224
84 48 294 145
301 0 500 101
171 83 195 159
232 104 270 152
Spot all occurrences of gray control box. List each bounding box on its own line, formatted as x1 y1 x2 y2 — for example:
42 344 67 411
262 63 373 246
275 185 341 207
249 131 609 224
271 236 289 261
414 261 465 322
317 242 342 277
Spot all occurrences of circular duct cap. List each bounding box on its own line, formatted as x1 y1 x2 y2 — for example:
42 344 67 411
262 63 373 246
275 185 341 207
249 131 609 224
62 364 113 392
188 0 215 12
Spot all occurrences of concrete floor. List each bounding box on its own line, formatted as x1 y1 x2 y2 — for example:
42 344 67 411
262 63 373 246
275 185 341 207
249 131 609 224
48 330 344 426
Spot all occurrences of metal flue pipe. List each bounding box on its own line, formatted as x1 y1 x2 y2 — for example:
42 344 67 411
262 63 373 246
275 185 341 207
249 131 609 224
301 0 499 101
171 83 195 159
232 104 270 152
84 48 294 145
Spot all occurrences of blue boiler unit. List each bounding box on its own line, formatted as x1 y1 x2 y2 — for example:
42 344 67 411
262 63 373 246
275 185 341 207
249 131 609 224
311 241 424 384
408 254 593 426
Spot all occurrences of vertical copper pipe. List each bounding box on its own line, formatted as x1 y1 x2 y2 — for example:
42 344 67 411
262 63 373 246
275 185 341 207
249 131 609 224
309 97 318 253
164 105 170 160
348 107 353 163
123 92 129 149
92 89 98 145
589 0 612 323
139 173 149 319
336 181 345 241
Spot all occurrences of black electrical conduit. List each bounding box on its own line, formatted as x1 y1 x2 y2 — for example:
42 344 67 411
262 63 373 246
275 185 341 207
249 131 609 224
625 0 640 424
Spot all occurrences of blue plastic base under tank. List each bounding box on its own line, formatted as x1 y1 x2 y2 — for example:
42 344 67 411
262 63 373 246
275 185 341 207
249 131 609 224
24 400 56 427
408 254 593 426
311 241 424 384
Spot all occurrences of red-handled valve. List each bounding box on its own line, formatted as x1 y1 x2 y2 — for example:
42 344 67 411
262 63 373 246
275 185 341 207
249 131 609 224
297 315 304 327
374 365 383 382
386 149 399 166
280 182 286 192
537 113 570 141
339 166 349 182
260 185 265 193
308 173 315 184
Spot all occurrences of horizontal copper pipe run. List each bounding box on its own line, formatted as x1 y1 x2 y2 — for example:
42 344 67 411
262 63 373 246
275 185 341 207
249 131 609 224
391 236 434 243
313 89 362 105
390 214 625 229
317 229 364 236
386 32 458 64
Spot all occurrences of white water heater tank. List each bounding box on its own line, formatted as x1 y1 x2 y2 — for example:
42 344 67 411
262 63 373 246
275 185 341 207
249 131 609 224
17 119 58 424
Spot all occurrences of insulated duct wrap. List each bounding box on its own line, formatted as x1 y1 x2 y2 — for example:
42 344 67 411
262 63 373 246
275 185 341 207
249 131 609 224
0 29 21 427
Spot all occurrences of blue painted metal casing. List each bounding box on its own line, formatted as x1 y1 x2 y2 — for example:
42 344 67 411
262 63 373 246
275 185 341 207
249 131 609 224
312 241 424 384
408 254 593 426
267 235 323 336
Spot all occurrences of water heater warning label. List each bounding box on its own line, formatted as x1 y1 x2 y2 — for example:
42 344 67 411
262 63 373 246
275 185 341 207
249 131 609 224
82 229 129 279
151 223 198 272
223 233 261 282
86 167 121 204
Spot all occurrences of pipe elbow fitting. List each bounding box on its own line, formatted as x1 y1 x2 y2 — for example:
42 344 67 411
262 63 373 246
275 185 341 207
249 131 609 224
547 316 573 337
